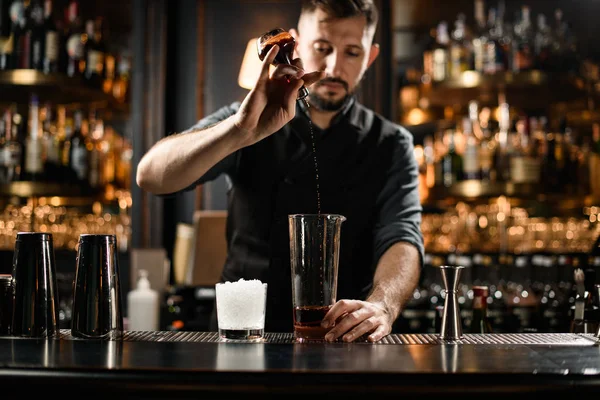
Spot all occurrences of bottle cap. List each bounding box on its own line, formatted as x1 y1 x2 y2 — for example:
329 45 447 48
472 285 489 297
137 269 151 290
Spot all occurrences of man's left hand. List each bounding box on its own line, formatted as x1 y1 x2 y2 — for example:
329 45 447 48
321 300 393 343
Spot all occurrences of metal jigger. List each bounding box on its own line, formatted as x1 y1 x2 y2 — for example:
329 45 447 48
438 265 465 341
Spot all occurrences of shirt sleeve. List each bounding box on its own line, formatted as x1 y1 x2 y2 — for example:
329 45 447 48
372 125 425 268
174 102 242 193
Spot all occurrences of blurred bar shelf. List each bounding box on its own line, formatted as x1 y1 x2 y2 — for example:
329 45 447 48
419 70 593 109
0 182 129 207
425 181 598 209
0 70 129 112
0 182 100 198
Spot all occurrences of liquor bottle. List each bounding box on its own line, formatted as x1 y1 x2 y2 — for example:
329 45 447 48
534 14 552 70
58 0 77 74
2 106 21 182
493 102 511 182
28 0 44 71
65 1 84 77
485 1 511 74
84 17 106 88
510 117 538 184
22 94 45 181
10 0 28 69
87 108 102 189
42 0 58 73
41 102 60 173
68 109 89 185
471 0 487 73
541 124 559 193
462 116 480 180
512 5 534 72
442 129 463 187
449 13 470 78
432 21 449 82
478 107 495 182
422 26 436 80
469 285 493 333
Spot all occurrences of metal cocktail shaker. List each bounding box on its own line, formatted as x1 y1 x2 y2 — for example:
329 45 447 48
71 234 123 340
11 232 60 338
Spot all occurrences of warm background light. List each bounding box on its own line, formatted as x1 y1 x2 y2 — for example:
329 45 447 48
238 38 276 90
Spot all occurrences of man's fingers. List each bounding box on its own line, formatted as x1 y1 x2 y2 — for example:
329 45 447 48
258 45 279 81
321 300 361 329
368 325 388 342
303 70 326 87
284 77 304 112
271 64 305 80
342 317 377 343
324 308 371 342
291 57 304 70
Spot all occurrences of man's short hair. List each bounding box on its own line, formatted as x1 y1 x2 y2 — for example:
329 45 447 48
300 0 378 31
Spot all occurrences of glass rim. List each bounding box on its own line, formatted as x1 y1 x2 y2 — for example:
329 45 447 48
288 213 346 221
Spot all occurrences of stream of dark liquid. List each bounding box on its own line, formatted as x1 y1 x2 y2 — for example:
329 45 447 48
307 116 321 216
306 114 326 332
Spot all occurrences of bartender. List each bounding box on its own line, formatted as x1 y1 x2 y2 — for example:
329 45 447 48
136 0 423 343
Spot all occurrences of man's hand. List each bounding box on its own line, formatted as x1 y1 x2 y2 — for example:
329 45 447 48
234 44 324 146
321 300 394 343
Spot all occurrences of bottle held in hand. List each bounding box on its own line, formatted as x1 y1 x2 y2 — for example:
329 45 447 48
257 27 309 100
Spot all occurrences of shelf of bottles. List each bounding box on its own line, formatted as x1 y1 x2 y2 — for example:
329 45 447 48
406 0 600 213
0 0 132 251
394 1 600 335
400 0 599 124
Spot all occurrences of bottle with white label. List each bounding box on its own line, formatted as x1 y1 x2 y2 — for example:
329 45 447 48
42 0 58 73
127 269 160 331
23 94 45 181
84 18 106 89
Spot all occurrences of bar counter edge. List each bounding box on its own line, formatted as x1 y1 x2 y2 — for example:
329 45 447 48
2 331 600 399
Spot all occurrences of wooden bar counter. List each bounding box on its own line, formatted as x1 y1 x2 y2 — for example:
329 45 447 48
1 331 600 399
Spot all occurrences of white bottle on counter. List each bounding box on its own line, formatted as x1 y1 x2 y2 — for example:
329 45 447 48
127 269 160 331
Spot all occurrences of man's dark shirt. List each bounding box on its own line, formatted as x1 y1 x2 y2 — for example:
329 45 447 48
175 97 424 332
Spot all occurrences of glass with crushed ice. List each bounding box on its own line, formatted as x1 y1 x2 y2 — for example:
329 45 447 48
215 278 267 341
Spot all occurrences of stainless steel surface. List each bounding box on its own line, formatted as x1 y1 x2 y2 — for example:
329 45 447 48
11 232 60 338
438 265 465 340
71 234 123 340
53 330 600 345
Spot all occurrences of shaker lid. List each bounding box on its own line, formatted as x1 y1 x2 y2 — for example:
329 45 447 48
16 232 53 242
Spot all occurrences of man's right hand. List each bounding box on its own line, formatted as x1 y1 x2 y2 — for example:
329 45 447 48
234 44 324 146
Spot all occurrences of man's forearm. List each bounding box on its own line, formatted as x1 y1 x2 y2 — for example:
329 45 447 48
136 115 247 195
366 241 421 322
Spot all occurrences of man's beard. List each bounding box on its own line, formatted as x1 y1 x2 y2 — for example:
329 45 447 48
307 77 352 111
